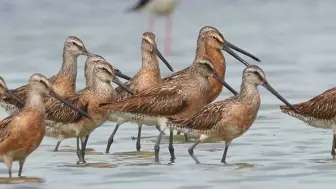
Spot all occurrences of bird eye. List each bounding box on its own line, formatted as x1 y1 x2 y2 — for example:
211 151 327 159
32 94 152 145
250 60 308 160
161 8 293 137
253 71 264 81
203 62 213 71
71 42 83 50
102 68 111 74
39 80 49 88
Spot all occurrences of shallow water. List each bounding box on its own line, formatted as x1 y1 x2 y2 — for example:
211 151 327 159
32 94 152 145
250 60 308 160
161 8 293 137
1 0 336 188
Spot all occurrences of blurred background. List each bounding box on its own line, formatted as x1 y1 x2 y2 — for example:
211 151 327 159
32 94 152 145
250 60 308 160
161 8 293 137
0 0 336 188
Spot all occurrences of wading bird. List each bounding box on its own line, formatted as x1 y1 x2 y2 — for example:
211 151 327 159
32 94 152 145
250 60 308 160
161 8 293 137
168 65 296 164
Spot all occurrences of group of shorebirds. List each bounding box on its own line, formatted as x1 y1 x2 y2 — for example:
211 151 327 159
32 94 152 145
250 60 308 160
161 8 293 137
0 25 335 178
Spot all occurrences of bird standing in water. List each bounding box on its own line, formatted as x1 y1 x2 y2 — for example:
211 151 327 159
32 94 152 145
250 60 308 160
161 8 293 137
0 73 89 177
127 0 179 55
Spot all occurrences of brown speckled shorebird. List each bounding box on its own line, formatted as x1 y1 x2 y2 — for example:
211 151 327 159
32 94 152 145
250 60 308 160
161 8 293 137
0 36 91 115
44 57 132 164
164 26 261 138
0 73 89 177
0 76 24 109
100 57 238 163
43 54 131 152
163 26 260 102
280 88 336 159
168 65 297 164
105 32 174 153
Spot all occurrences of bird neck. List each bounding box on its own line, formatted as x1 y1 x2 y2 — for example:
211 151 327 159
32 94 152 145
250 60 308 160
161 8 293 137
141 49 160 73
24 86 45 113
84 63 94 87
57 47 78 82
195 38 206 59
203 42 226 79
239 79 261 106
92 77 115 99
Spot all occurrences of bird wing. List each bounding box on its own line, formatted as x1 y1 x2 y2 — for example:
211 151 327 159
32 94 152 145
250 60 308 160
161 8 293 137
1 84 27 111
168 101 225 131
280 87 336 119
0 116 14 143
101 85 188 117
1 75 58 110
128 0 151 11
45 94 89 123
162 67 190 82
115 81 133 101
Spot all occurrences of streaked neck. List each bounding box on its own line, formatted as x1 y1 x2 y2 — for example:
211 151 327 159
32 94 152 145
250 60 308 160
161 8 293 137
24 86 45 112
57 47 78 81
239 79 261 106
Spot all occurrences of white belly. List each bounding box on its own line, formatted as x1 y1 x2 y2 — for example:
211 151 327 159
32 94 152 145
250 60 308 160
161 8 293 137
309 119 333 129
113 111 162 126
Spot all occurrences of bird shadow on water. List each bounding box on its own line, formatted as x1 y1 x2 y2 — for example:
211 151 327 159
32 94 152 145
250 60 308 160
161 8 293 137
310 158 336 164
188 162 260 171
112 151 155 159
0 177 45 184
58 162 117 168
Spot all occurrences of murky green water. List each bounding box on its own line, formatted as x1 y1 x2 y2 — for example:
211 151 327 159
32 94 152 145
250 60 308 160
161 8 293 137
1 0 336 188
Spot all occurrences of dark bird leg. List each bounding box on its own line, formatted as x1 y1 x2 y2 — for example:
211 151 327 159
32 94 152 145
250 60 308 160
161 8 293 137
76 137 85 164
82 135 90 161
136 124 142 151
221 141 232 164
188 140 201 164
184 133 189 143
53 140 63 152
154 131 164 163
155 124 165 135
168 128 176 162
106 122 122 153
18 159 26 177
331 134 336 159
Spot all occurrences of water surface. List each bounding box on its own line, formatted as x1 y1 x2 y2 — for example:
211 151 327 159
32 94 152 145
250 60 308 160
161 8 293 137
0 0 336 188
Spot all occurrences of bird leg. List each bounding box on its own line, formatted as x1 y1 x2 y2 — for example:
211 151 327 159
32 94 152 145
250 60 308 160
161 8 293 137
136 124 142 151
106 123 121 154
82 135 90 160
331 134 336 159
188 140 201 164
155 124 166 135
154 131 164 163
76 137 85 164
3 156 13 177
18 158 26 177
221 141 232 164
184 133 189 143
53 140 63 152
168 128 176 162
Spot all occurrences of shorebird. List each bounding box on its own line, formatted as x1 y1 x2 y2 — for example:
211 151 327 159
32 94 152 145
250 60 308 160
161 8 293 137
0 36 91 115
45 57 132 164
105 32 174 153
44 54 131 152
100 57 238 163
0 73 89 177
163 26 261 138
168 65 297 164
127 0 179 55
0 76 24 110
280 88 336 159
163 26 260 102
